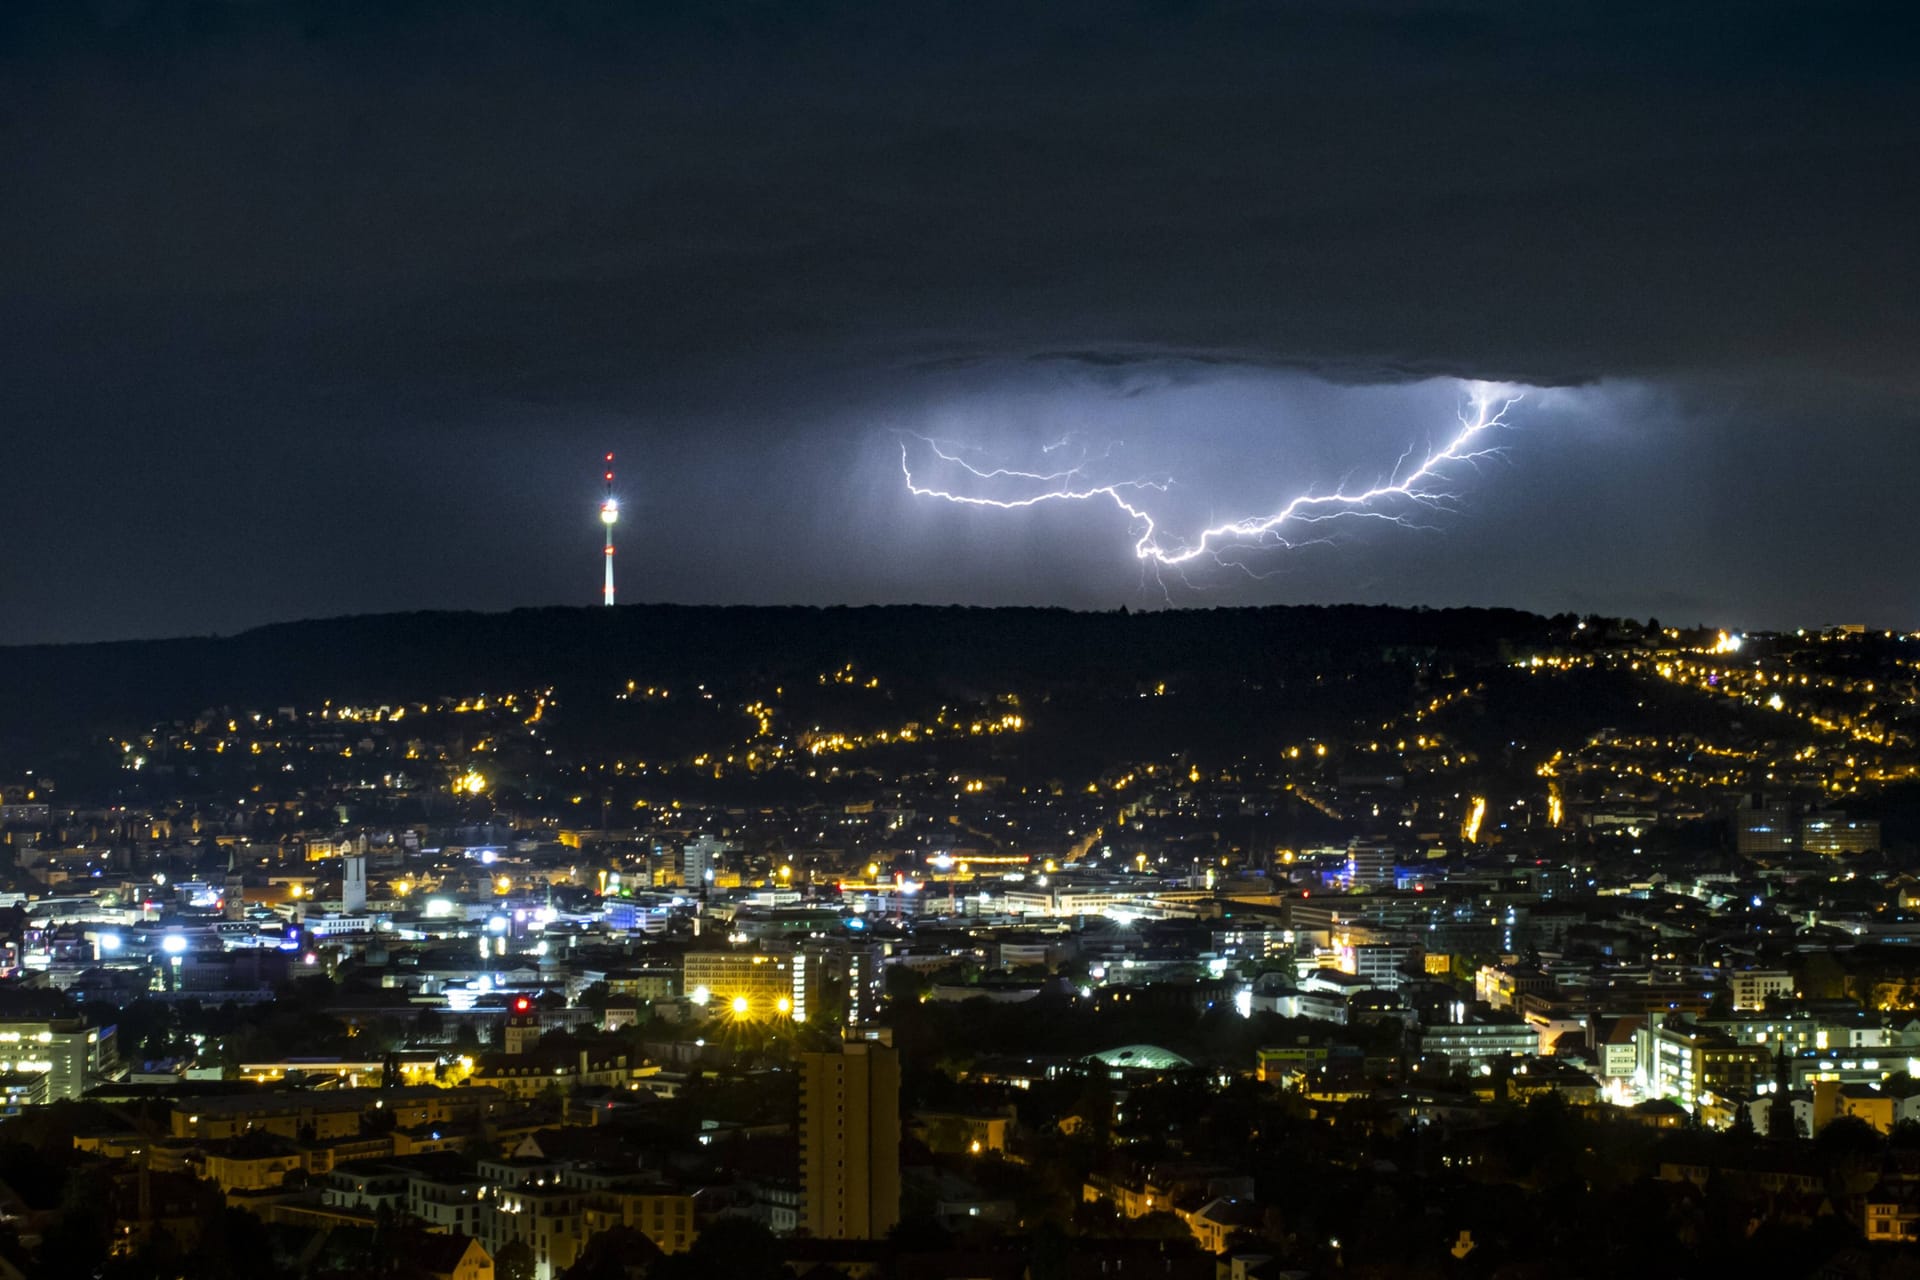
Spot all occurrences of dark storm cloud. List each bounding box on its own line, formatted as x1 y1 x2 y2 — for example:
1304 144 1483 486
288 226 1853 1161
0 1 1916 640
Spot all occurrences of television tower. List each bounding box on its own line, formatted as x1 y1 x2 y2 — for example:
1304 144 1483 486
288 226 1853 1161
599 452 619 606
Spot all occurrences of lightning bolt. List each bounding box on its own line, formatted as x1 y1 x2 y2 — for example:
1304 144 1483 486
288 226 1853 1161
902 380 1519 572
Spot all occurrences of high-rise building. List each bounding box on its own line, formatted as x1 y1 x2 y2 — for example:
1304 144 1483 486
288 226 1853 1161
1636 1014 1770 1111
682 834 730 891
224 844 246 920
1735 795 1798 856
0 1019 117 1104
800 1039 899 1240
682 950 799 1017
1346 839 1397 887
1800 812 1879 855
342 853 367 914
799 940 885 1027
1730 968 1794 1012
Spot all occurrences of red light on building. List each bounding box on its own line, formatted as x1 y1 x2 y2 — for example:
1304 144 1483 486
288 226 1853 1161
512 996 532 1015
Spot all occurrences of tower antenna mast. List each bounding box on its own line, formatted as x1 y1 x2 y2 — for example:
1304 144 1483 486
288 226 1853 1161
600 453 619 606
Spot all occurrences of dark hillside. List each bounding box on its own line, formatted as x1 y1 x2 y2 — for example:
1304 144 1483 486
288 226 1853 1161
0 604 1559 770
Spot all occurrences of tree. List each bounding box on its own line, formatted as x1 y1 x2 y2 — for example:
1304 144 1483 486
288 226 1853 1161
160 1205 278 1280
34 1166 112 1279
497 1239 538 1280
1814 1113 1883 1164
884 966 929 1005
886 1214 954 1251
649 1219 787 1280
1117 1210 1192 1241
563 1229 661 1279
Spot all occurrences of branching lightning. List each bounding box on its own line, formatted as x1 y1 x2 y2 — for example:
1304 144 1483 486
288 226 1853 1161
901 380 1520 575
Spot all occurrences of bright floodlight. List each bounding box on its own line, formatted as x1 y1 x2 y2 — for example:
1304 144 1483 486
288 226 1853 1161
600 500 619 525
730 995 750 1015
160 933 188 955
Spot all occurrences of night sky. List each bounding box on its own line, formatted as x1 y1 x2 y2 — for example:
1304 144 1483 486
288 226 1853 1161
3 2 1916 644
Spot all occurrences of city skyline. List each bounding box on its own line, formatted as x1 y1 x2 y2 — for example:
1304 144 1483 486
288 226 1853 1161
10 6 1920 1277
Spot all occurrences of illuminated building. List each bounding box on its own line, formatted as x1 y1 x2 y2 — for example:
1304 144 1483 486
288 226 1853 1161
408 1169 487 1240
469 1052 642 1101
0 1020 116 1104
503 995 541 1055
1735 795 1799 855
1730 969 1794 1012
169 1086 504 1141
602 898 674 935
1211 926 1295 961
395 1236 492 1280
1345 839 1397 888
1418 1019 1536 1071
488 1182 592 1276
1801 813 1880 855
680 834 729 890
800 939 884 1027
800 1037 900 1240
582 1182 698 1253
1001 881 1133 918
1474 964 1550 1011
1638 1016 1769 1110
1337 940 1417 990
341 852 368 914
1864 1184 1920 1243
303 913 377 939
1255 1044 1329 1084
911 1109 1013 1155
681 950 800 1018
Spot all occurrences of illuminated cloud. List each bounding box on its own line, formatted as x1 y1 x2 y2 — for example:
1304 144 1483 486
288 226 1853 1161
0 2 1914 637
